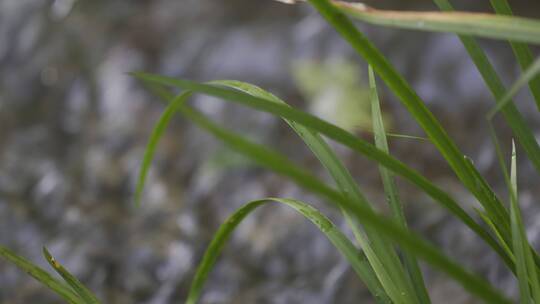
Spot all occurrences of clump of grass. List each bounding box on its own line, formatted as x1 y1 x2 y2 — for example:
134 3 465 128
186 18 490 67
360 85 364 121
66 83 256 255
2 0 540 303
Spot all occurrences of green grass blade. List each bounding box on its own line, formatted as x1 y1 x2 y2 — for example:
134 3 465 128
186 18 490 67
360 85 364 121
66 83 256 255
460 33 540 178
509 142 540 303
173 103 510 303
134 92 191 207
509 142 532 303
186 198 391 304
342 195 512 304
488 123 540 276
306 0 511 248
351 225 410 304
432 0 540 193
475 209 515 265
328 1 540 45
433 1 540 265
132 73 511 270
489 0 540 111
487 56 540 119
0 245 82 304
208 80 370 207
376 132 429 142
42 248 100 304
488 123 511 190
210 80 416 303
369 65 431 304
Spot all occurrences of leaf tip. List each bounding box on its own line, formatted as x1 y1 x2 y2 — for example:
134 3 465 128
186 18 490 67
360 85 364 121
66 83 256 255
42 247 61 269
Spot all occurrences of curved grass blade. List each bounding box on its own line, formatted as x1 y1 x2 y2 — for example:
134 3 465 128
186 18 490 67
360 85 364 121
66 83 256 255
489 0 540 111
186 198 390 304
174 103 510 303
211 80 416 303
369 66 430 303
134 92 191 207
132 73 511 269
185 196 512 304
330 1 540 45
487 56 540 119
0 245 82 304
42 248 100 304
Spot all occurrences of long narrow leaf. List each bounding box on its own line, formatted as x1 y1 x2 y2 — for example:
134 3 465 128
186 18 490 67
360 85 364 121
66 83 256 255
134 92 191 206
336 2 540 45
509 142 540 303
369 66 430 303
487 123 540 275
42 248 100 304
133 73 511 269
476 209 515 264
0 245 82 304
509 142 531 303
276 1 540 45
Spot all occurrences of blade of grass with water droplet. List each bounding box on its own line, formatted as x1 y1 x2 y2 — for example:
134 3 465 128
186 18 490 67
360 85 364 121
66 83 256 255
0 245 82 304
186 198 390 304
132 73 511 269
433 0 540 267
369 65 430 303
42 248 100 304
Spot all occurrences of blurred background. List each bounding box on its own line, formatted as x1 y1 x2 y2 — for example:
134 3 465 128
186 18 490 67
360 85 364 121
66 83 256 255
1 0 540 303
